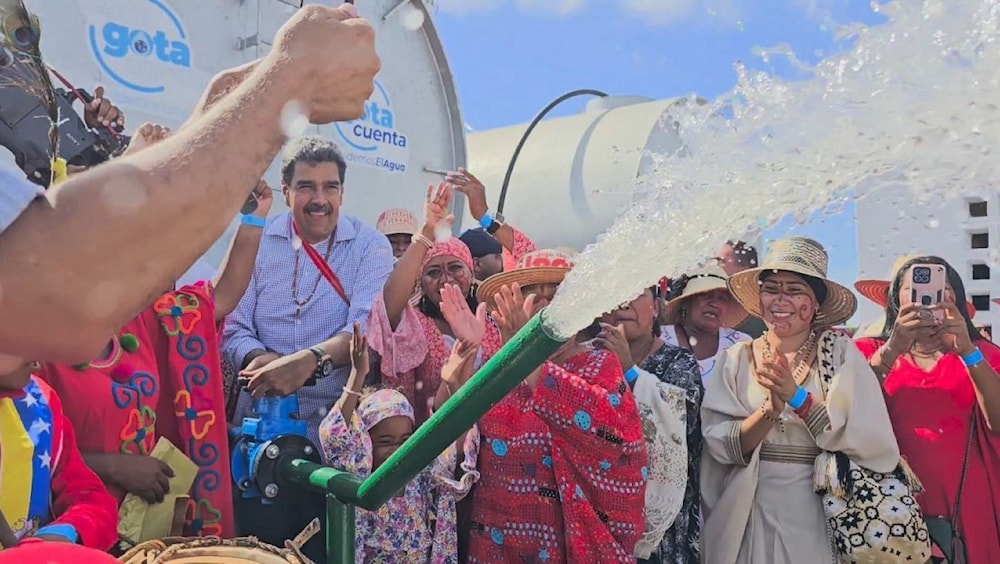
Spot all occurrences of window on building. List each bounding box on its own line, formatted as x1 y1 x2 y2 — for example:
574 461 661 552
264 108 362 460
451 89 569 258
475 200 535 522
971 294 991 312
972 263 991 280
971 232 990 249
969 200 988 218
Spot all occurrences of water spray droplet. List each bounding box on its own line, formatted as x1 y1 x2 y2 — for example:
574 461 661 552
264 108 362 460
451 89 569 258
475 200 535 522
101 176 149 216
281 101 309 139
398 3 425 31
434 222 452 243
540 1 1000 337
927 217 940 229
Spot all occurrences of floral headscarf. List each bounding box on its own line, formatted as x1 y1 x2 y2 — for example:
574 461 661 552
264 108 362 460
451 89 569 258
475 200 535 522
358 389 414 431
421 237 474 272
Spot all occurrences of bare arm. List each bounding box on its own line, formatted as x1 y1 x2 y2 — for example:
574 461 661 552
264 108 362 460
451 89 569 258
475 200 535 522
0 3 378 362
212 223 265 322
448 168 520 251
0 62 292 361
960 342 1000 433
738 404 779 456
213 183 271 322
382 223 433 329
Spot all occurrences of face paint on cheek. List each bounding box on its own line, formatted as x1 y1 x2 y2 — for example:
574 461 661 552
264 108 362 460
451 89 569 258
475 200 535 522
797 302 813 322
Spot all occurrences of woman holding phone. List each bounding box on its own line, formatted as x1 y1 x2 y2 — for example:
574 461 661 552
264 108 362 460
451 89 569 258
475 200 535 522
855 256 1000 563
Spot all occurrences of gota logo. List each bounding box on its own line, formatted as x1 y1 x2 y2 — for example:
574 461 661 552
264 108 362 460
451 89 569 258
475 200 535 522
88 0 191 94
335 80 408 152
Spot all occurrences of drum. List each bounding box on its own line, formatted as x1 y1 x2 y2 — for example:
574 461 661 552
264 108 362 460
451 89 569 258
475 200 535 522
119 519 319 564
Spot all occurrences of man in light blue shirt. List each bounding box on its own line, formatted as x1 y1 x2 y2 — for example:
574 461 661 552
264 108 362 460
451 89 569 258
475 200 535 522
222 134 391 556
222 135 393 446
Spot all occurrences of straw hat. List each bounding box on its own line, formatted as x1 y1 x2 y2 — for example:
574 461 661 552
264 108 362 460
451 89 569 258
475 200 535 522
375 208 417 236
854 254 977 318
476 249 576 309
661 264 748 328
727 236 857 326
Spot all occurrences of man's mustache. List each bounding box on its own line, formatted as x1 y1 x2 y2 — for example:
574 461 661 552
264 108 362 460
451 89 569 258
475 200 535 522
304 204 332 214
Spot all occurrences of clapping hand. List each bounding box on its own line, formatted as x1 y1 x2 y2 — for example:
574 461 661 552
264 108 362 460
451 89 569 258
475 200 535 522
439 283 486 349
493 283 535 344
756 353 797 404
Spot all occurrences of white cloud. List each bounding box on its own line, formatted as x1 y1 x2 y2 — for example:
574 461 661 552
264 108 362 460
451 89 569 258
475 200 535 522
514 0 586 16
435 0 834 27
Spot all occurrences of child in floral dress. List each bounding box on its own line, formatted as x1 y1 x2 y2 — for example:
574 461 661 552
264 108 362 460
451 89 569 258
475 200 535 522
318 323 480 563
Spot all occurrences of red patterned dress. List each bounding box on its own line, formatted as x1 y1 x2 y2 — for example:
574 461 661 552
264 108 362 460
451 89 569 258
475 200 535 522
39 282 234 538
467 348 648 563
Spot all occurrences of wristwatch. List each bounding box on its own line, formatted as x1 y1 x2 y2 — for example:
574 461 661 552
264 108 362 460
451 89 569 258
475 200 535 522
485 211 505 236
309 346 335 380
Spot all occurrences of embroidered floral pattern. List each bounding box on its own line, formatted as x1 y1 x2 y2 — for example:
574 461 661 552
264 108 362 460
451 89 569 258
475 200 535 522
119 405 157 455
173 390 216 441
186 498 223 538
154 293 203 336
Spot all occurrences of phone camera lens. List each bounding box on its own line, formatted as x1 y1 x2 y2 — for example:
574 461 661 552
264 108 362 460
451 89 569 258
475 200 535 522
921 295 933 306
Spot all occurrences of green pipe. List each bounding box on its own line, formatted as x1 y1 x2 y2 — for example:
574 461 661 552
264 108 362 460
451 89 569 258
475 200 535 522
282 307 566 558
283 459 363 501
326 495 355 564
354 307 565 510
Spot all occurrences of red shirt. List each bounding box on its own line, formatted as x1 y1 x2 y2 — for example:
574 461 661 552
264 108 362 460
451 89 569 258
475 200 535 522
856 338 1000 563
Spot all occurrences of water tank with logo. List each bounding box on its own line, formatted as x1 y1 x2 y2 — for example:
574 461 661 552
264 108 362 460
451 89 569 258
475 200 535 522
29 0 465 276
465 96 696 251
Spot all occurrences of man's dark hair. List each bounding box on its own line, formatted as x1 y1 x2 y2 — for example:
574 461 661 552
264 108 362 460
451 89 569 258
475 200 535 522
280 135 347 186
726 239 759 268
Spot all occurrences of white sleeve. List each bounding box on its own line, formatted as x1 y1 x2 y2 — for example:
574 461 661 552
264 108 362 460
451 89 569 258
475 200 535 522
0 162 41 235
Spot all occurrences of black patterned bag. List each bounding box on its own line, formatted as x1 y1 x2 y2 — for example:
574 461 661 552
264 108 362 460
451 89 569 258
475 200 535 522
812 330 932 563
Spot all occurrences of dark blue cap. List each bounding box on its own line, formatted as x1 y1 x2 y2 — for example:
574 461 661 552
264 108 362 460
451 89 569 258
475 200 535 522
459 227 502 258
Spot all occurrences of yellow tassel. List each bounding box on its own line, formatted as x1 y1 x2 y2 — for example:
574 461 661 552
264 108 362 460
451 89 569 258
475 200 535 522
50 157 67 186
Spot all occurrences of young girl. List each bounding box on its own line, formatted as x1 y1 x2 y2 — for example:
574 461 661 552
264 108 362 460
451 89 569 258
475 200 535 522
318 321 480 563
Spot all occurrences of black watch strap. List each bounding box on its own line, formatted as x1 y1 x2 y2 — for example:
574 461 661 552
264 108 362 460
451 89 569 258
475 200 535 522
309 346 327 365
485 212 505 236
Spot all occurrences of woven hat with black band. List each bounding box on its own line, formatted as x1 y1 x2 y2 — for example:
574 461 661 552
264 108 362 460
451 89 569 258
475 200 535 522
476 249 576 310
727 236 857 327
661 264 748 329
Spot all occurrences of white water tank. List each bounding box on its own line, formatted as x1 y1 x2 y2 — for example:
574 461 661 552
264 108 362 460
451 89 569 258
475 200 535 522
29 0 465 277
465 96 696 250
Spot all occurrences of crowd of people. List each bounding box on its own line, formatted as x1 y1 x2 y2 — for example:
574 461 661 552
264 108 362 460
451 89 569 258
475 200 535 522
0 3 997 564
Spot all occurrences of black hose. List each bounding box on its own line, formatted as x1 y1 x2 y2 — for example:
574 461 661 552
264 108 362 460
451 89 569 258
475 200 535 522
496 89 608 213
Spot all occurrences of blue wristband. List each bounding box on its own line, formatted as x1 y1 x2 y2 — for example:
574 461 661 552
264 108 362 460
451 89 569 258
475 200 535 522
788 385 809 410
624 366 639 386
240 214 266 228
962 348 985 368
478 212 494 230
35 524 78 543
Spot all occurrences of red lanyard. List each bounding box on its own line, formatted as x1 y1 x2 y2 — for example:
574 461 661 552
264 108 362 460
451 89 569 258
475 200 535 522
292 221 350 306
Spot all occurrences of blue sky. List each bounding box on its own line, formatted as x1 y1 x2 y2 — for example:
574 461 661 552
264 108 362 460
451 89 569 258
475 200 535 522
431 0 886 299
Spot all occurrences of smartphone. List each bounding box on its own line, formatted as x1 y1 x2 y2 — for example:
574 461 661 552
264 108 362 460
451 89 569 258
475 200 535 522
907 263 947 320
